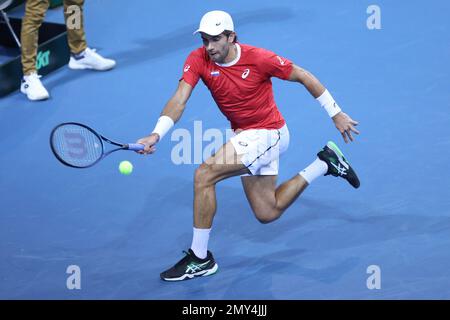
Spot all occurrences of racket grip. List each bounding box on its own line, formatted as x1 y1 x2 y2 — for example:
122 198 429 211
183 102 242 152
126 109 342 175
126 143 145 151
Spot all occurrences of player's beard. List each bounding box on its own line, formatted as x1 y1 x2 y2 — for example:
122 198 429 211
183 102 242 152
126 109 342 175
210 45 230 64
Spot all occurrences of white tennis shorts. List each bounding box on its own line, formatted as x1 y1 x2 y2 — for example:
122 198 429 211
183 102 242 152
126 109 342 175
230 124 290 176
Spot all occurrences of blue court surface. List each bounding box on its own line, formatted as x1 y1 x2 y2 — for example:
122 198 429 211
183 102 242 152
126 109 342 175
0 0 449 299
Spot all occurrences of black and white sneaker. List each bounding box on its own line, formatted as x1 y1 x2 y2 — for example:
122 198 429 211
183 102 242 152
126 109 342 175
160 249 218 281
317 141 360 189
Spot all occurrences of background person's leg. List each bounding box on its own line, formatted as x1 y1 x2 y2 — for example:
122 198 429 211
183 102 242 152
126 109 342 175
64 0 115 70
63 0 86 54
241 174 309 223
21 0 50 75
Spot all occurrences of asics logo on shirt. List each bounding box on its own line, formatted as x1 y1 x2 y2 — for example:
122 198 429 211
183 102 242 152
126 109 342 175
242 69 250 79
184 65 191 72
276 56 286 65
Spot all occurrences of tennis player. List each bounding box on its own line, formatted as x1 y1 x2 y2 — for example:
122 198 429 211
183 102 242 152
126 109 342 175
136 10 360 281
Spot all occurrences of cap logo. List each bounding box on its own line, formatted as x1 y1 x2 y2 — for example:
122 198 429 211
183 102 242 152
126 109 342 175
215 22 221 26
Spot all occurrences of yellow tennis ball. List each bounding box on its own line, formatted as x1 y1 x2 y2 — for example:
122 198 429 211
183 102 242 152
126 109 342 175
119 161 133 175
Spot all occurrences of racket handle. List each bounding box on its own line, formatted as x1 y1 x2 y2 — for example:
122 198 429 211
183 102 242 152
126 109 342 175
126 143 145 151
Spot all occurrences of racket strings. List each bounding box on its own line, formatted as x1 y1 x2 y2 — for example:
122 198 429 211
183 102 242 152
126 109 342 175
51 124 103 167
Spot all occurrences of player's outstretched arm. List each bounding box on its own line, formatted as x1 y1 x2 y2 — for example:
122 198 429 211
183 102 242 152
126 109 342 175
288 64 360 143
136 80 194 154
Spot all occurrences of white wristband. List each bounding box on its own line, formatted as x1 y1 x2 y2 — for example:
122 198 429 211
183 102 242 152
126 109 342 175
152 115 174 140
316 89 342 118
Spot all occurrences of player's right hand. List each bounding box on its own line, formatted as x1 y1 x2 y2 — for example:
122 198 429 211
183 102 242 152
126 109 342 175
136 133 160 154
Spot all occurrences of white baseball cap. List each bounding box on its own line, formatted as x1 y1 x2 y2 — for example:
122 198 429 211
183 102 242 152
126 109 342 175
193 10 234 36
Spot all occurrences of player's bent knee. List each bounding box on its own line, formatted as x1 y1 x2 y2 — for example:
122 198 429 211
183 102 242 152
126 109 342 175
194 163 215 188
256 215 277 224
254 209 280 224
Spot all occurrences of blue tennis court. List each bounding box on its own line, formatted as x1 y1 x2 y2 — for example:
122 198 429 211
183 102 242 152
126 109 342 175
1 0 449 299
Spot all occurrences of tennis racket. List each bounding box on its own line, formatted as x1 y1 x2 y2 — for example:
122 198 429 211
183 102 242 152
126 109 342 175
50 122 144 168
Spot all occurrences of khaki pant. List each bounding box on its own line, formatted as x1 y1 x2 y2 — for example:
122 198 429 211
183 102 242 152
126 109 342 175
21 0 87 75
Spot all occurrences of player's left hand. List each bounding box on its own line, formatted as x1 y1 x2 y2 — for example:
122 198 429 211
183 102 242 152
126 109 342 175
332 112 360 143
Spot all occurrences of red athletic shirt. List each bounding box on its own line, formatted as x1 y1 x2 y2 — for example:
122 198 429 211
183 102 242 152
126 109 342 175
180 43 293 130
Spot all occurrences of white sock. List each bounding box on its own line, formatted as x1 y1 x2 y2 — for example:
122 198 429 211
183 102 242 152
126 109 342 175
190 227 211 259
299 158 328 184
